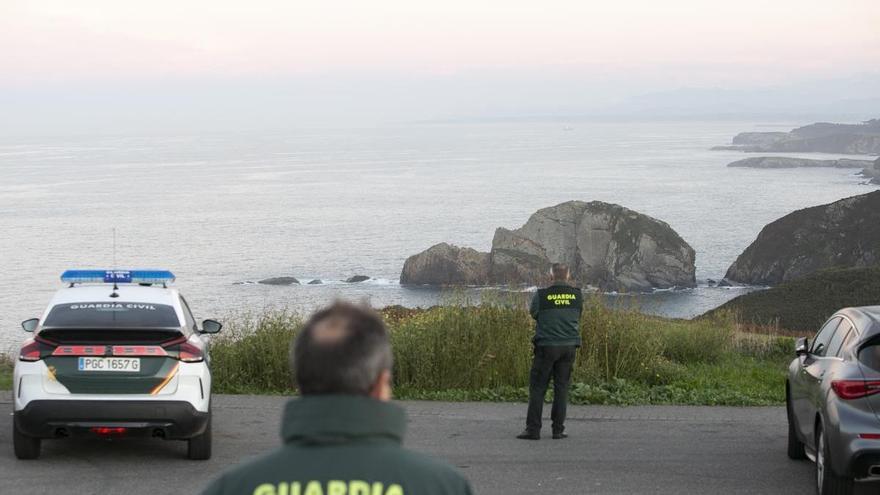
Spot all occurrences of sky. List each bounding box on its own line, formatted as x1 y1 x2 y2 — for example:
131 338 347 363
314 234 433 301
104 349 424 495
2 0 879 132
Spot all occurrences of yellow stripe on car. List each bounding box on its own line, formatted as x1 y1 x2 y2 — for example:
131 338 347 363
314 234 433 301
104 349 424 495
151 363 180 395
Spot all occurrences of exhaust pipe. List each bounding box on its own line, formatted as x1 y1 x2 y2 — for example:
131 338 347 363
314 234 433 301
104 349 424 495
869 465 880 477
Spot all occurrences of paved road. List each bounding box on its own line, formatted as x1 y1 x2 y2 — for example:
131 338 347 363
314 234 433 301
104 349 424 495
2 395 879 494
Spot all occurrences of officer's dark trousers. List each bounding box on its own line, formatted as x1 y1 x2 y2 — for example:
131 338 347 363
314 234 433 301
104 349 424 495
526 345 577 434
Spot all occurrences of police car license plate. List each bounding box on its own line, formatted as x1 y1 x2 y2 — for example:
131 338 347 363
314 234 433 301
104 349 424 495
78 357 140 372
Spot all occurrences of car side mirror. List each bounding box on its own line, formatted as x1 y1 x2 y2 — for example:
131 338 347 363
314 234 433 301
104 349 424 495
21 318 39 332
201 319 222 334
795 337 809 356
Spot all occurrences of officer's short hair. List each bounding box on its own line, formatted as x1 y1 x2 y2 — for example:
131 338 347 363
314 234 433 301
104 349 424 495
292 302 393 396
551 263 570 281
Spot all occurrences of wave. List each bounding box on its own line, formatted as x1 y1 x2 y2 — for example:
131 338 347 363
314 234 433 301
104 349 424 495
236 277 402 287
235 278 765 294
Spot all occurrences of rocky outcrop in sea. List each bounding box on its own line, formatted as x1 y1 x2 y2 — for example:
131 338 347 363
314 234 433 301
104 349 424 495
713 119 880 154
727 156 872 169
258 276 300 285
401 201 696 292
400 243 491 286
724 190 880 285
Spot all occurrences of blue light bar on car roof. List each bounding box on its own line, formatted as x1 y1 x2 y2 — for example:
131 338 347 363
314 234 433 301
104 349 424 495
60 270 176 285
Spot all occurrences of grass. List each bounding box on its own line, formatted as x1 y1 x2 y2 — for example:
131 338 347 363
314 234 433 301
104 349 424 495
209 296 793 406
0 354 12 390
396 357 784 406
0 297 793 404
705 267 880 333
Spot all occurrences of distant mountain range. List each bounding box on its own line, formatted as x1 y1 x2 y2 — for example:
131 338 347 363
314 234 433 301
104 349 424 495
425 73 880 123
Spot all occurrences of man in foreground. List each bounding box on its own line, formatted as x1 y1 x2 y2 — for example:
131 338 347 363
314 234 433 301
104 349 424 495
517 263 583 441
202 302 473 495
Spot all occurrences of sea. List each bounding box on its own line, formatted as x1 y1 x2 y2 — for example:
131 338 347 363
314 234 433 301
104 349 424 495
1 120 876 351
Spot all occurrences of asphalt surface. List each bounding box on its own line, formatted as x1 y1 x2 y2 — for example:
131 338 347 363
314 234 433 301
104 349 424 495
2 395 880 494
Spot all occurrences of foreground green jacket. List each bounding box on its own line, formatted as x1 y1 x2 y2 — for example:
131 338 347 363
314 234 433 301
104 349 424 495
201 395 473 495
529 284 583 347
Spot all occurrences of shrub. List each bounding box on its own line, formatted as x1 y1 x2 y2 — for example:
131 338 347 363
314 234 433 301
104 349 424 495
390 302 533 390
210 310 300 394
0 354 13 390
205 298 783 405
732 330 793 359
657 313 734 364
577 298 666 382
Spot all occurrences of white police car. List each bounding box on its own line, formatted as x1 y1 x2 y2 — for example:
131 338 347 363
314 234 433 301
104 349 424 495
12 270 221 460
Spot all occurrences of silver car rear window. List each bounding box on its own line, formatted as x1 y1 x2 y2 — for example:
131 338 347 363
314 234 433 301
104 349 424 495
859 343 880 371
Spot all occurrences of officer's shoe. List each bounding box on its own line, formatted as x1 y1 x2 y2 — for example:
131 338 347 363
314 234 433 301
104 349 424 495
516 430 540 440
552 432 568 440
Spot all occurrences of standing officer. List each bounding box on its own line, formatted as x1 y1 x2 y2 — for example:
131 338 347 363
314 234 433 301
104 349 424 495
202 302 473 495
517 263 583 441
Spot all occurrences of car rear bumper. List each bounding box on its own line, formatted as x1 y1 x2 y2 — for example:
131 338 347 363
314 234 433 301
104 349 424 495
13 360 212 413
14 400 210 440
850 451 880 479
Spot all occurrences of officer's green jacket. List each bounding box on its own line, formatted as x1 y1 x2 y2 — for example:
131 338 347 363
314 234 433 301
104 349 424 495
529 284 583 347
201 395 473 495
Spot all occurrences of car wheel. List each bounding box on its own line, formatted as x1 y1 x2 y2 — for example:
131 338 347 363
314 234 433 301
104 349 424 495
13 423 41 460
187 413 212 460
786 391 806 460
816 425 853 495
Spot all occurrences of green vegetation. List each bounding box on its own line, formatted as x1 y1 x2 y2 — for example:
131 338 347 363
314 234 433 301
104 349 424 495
210 297 792 405
396 357 783 406
209 310 302 394
0 354 13 390
0 298 793 404
706 267 880 333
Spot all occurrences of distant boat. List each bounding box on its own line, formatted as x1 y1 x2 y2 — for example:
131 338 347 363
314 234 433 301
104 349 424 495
562 126 574 131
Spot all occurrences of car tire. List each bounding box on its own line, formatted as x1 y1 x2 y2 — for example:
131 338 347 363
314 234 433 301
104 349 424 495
187 413 212 460
13 423 41 460
786 391 806 460
816 424 853 495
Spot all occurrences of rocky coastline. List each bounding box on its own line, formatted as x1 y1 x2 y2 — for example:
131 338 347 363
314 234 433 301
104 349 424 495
724 190 880 286
713 119 880 154
863 157 880 184
727 156 872 169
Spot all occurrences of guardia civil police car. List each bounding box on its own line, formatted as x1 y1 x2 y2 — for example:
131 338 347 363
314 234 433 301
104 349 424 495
12 270 222 460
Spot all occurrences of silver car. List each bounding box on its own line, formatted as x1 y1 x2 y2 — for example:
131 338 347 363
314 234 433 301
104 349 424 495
787 306 880 495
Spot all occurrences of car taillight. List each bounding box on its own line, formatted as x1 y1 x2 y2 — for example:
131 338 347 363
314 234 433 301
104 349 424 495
19 336 55 362
53 345 107 357
831 380 880 400
162 336 204 363
111 346 167 357
177 341 204 363
19 339 42 362
91 427 127 437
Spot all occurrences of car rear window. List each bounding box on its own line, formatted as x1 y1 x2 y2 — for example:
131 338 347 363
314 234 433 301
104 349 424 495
859 343 880 371
828 322 853 357
42 302 180 329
